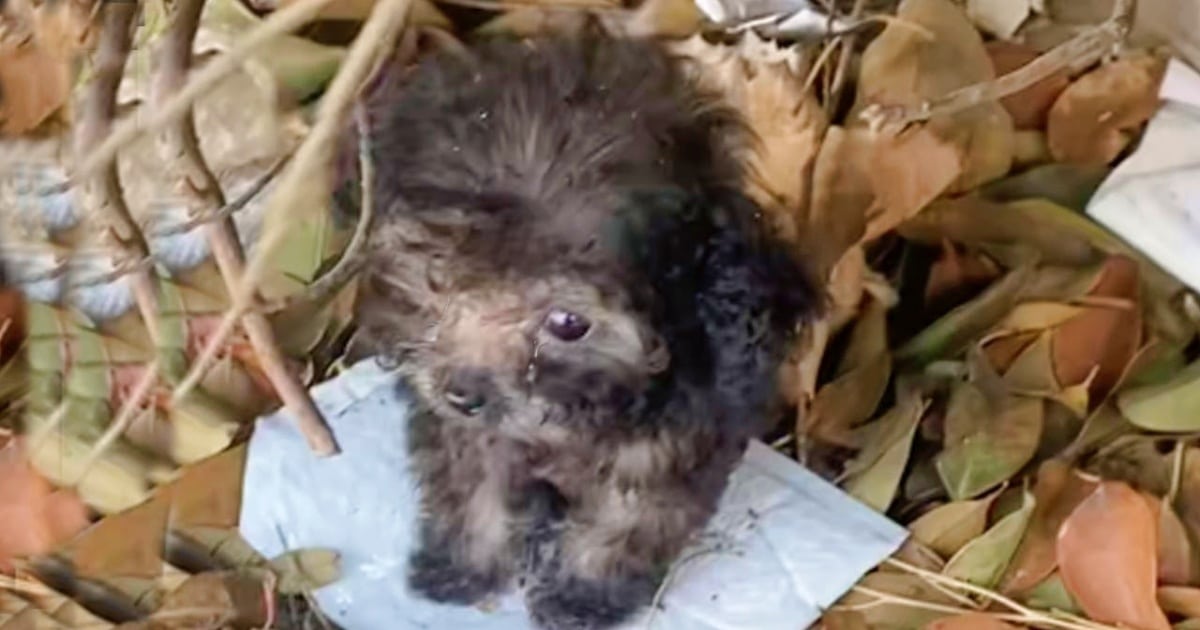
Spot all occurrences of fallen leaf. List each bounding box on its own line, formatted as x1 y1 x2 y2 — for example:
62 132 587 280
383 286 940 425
0 438 90 573
622 0 704 39
979 163 1110 211
269 548 341 594
844 394 929 512
985 40 1071 129
944 488 1034 588
925 242 1001 306
926 612 1021 629
805 299 891 446
836 572 961 628
153 571 267 629
1051 255 1142 400
0 0 88 135
1119 357 1200 433
898 265 1035 366
966 0 1030 38
936 384 1043 500
273 0 450 26
852 0 1013 192
1021 572 1081 613
1047 52 1168 166
1000 460 1098 593
1157 586 1200 619
162 443 247 528
908 492 999 558
58 491 170 580
1057 481 1170 630
1151 496 1194 586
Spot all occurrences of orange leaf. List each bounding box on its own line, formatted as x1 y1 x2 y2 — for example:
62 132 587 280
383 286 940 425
1057 481 1170 630
985 40 1070 131
0 287 25 359
926 613 1023 629
0 439 91 573
1052 255 1142 401
1145 494 1195 586
1047 53 1168 166
1001 459 1097 594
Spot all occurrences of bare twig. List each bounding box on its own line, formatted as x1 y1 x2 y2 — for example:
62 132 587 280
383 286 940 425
76 360 161 483
151 155 290 237
826 0 868 114
72 0 337 183
859 0 1136 132
182 0 413 416
153 0 338 455
74 0 163 348
264 103 375 314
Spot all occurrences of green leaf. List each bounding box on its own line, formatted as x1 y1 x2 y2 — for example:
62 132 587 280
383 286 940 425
270 549 342 594
897 265 1034 367
937 384 1043 500
843 393 928 512
1118 359 1200 432
1022 573 1082 614
944 488 1035 588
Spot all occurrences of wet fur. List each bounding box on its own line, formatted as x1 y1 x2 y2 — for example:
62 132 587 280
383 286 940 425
351 31 819 630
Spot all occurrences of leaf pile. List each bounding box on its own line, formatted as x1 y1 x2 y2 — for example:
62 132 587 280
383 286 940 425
0 0 1196 627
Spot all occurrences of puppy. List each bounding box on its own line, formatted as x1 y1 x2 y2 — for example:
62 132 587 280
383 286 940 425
351 30 819 630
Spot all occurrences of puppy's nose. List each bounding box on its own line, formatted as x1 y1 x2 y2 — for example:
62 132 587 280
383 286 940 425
444 368 491 416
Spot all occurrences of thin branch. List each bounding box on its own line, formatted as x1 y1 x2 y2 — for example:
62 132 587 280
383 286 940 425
264 103 376 314
181 0 414 414
858 0 1136 132
72 0 337 184
153 0 338 455
74 0 163 348
151 155 290 237
76 360 160 483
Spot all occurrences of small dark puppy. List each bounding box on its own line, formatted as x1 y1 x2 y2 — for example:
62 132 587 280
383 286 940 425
352 30 819 630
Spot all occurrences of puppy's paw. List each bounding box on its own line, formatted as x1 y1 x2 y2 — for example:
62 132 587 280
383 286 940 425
526 576 654 630
407 547 502 605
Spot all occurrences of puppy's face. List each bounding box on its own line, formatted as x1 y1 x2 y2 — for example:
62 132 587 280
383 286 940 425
400 273 669 439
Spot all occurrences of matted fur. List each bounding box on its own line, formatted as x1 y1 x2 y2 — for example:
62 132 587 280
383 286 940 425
350 29 820 630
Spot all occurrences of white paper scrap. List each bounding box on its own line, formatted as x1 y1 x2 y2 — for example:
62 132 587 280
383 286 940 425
1086 58 1200 295
239 358 908 630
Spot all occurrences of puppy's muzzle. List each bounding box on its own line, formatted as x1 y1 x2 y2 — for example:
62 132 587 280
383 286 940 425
443 367 494 416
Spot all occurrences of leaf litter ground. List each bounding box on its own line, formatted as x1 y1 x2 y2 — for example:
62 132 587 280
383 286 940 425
1 0 1198 628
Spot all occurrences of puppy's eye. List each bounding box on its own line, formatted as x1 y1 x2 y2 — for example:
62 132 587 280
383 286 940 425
544 308 591 341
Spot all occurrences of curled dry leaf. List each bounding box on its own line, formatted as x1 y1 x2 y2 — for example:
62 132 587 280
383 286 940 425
908 491 998 558
944 488 1034 588
0 438 90 573
984 40 1071 130
1000 459 1098 594
926 612 1022 630
852 0 1013 192
1057 481 1170 630
1046 52 1168 166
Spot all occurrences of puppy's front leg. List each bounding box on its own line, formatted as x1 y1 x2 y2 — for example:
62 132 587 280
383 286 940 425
525 479 715 630
407 412 519 604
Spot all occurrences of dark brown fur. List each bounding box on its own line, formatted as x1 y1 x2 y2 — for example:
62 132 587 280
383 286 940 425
350 30 819 630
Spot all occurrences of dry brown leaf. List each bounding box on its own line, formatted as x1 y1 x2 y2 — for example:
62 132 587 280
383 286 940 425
162 443 247 528
0 287 25 360
58 492 170 580
1052 255 1142 400
925 242 1001 306
805 298 890 447
926 613 1022 629
985 40 1071 130
836 571 961 628
908 492 997 558
1057 481 1170 630
153 571 268 629
0 0 94 135
1001 459 1097 594
1046 52 1168 165
852 0 1013 192
1157 586 1200 619
0 438 90 574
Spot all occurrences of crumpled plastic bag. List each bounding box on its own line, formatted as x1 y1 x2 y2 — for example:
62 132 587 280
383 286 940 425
239 358 907 630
